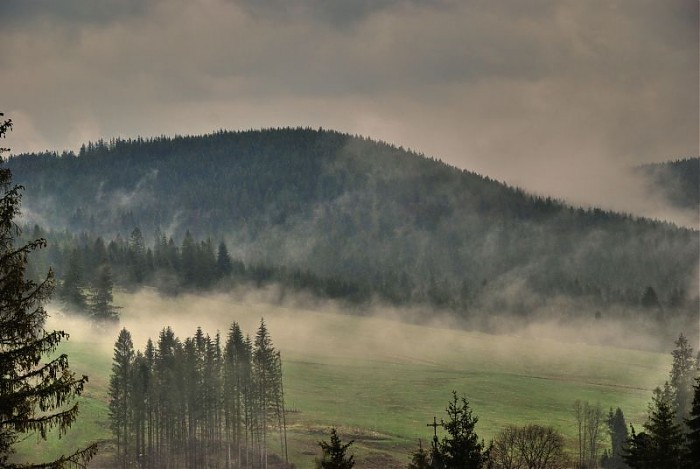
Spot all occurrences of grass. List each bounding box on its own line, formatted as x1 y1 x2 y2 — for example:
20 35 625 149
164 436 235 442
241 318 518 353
11 290 672 468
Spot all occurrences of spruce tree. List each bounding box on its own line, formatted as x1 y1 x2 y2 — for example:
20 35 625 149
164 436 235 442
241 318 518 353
669 333 696 425
216 241 233 277
0 113 97 467
624 384 685 468
89 263 119 323
686 378 700 468
224 322 250 465
59 247 88 312
605 407 630 469
130 351 149 468
127 227 146 285
316 427 354 469
437 391 488 468
253 319 279 468
109 328 135 465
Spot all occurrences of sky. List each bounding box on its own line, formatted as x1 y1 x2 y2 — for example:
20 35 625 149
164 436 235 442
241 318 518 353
1 0 698 223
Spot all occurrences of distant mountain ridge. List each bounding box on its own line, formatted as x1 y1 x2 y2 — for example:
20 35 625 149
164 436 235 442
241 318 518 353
636 157 699 213
6 128 699 320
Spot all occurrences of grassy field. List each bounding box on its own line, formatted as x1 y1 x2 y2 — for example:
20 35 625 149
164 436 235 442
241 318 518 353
12 290 672 468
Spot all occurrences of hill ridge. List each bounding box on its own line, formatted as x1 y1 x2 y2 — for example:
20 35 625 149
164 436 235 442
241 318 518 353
6 128 699 322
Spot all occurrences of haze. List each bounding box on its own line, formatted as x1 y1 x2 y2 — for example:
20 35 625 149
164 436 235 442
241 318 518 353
2 0 698 224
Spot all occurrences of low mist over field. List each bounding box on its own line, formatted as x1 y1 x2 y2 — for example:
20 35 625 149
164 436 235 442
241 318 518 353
48 287 690 364
34 288 681 467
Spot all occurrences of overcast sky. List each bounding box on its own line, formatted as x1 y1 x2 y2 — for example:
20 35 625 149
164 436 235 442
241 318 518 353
1 0 698 223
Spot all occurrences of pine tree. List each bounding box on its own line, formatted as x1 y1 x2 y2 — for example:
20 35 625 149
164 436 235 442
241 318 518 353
686 378 700 468
59 247 88 312
253 319 279 468
669 333 696 426
604 407 630 469
224 322 250 465
644 385 684 468
623 425 652 469
127 227 146 285
216 241 233 278
130 350 150 468
437 391 488 468
0 113 97 467
109 328 135 466
89 263 119 323
316 427 354 469
624 383 685 468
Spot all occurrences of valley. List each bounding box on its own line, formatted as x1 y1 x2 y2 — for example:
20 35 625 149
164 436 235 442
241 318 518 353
13 290 671 467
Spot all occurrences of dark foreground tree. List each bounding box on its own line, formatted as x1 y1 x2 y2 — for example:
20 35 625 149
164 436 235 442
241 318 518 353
624 384 684 468
0 113 97 467
602 407 629 469
686 378 700 468
316 427 354 469
109 328 134 466
436 391 489 469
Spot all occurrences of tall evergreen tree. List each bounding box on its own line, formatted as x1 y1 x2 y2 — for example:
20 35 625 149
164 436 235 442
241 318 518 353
130 350 150 468
437 391 489 469
0 113 97 467
624 383 685 468
224 322 251 466
686 378 700 468
604 407 630 469
109 328 135 466
669 333 696 426
253 318 279 468
127 227 146 285
216 240 233 277
89 263 119 322
59 247 88 312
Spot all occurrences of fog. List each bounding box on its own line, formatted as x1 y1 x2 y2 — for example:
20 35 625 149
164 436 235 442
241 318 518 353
45 286 693 375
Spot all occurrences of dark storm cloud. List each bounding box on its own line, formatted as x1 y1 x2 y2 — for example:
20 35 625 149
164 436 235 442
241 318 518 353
235 0 446 26
1 0 697 224
0 0 150 27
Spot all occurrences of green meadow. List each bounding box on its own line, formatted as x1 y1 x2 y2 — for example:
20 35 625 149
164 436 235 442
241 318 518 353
13 290 671 467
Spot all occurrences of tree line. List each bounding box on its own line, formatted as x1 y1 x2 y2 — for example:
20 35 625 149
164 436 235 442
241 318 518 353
108 320 288 468
20 223 696 328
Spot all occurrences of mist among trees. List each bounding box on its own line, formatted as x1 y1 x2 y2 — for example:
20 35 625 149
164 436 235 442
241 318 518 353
108 320 287 468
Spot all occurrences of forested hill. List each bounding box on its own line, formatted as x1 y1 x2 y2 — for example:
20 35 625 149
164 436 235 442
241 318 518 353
636 157 700 213
6 128 699 318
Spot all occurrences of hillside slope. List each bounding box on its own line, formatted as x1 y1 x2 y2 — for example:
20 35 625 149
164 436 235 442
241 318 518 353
637 157 700 213
7 129 699 319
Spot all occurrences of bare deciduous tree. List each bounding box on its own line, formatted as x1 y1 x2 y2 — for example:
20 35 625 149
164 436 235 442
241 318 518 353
573 400 605 469
491 424 569 469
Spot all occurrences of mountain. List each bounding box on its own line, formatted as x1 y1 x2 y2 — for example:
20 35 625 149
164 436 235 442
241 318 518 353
6 128 699 320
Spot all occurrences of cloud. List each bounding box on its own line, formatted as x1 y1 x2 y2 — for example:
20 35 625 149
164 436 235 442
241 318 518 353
0 0 697 223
